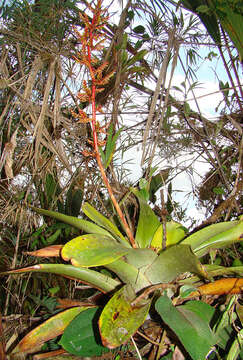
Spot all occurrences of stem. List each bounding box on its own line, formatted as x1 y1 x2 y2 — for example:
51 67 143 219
86 14 136 248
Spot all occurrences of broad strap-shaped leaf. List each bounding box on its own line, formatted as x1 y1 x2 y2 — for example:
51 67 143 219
31 206 112 237
13 307 86 354
151 222 187 251
82 203 129 247
180 264 243 284
145 244 208 284
61 234 129 267
106 258 152 292
99 285 151 349
124 248 158 275
1 264 120 293
193 219 243 257
59 307 109 357
181 219 240 251
155 295 217 360
131 188 160 248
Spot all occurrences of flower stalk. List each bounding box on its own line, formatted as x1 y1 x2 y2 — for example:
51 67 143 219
73 0 136 248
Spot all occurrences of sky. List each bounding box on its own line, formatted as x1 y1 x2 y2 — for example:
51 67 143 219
104 0 242 225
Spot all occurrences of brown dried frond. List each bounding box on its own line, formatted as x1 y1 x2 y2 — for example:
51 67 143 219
72 26 85 42
91 57 99 65
87 138 106 147
79 12 90 29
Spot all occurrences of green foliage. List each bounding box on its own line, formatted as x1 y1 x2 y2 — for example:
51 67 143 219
60 307 109 357
155 295 216 360
131 187 160 248
99 285 151 349
2 187 243 357
99 124 123 169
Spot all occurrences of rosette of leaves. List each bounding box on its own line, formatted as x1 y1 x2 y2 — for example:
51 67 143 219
1 184 243 359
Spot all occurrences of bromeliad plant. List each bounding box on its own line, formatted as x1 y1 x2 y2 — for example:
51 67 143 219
1 1 243 359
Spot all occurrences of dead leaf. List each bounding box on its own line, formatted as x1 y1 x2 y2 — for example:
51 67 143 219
24 245 63 257
3 129 17 179
189 278 243 297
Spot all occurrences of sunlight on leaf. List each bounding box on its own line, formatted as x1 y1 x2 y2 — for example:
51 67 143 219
151 221 187 251
61 234 129 267
131 188 160 248
82 203 129 246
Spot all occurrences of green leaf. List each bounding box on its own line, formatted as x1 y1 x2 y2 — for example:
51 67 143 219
196 5 210 14
99 285 151 349
31 206 112 237
133 25 145 34
213 186 225 195
149 169 170 203
1 264 120 293
82 203 129 247
226 329 243 360
106 258 151 292
103 125 123 169
13 307 85 354
145 244 208 284
124 248 158 273
180 0 221 44
45 173 59 204
193 219 243 257
131 188 160 248
181 219 240 251
45 229 61 244
60 307 109 357
182 300 215 324
125 49 148 68
65 187 83 217
214 2 243 61
151 222 187 251
155 295 216 360
183 102 191 117
61 234 129 267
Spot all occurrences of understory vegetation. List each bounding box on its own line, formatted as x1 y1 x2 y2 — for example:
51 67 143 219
0 0 242 359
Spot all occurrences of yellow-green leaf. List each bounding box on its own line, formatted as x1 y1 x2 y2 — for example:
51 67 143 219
61 234 129 267
13 307 86 354
82 203 129 247
151 222 187 251
99 285 151 349
131 188 160 248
